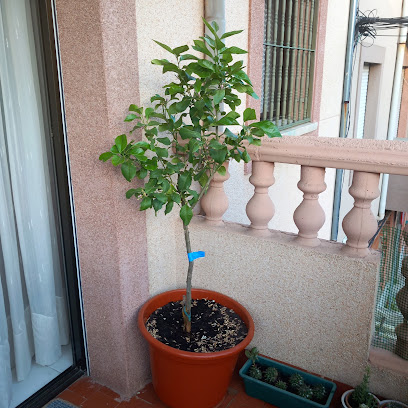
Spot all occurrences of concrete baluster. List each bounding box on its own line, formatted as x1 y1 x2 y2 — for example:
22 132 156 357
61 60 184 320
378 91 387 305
294 166 326 247
201 161 230 226
342 171 380 257
246 161 275 235
395 223 408 359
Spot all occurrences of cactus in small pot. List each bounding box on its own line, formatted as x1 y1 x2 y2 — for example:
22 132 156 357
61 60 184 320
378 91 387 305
275 380 288 390
312 383 327 401
298 384 313 400
345 367 379 408
289 373 304 390
263 367 278 384
246 347 262 380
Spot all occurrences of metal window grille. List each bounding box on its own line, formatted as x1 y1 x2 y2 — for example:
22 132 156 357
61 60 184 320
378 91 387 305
262 0 319 129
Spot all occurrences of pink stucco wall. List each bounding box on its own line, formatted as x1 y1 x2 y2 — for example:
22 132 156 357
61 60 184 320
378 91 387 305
55 0 150 397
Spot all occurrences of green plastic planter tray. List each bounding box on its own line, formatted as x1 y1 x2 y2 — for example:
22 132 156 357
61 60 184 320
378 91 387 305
239 356 337 408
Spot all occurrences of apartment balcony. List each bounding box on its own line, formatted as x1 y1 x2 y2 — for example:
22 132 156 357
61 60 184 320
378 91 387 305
50 135 408 407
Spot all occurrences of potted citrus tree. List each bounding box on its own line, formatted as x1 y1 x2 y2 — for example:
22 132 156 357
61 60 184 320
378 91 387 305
100 19 280 408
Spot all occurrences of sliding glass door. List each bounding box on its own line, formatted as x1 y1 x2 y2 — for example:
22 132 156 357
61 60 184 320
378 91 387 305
0 1 85 407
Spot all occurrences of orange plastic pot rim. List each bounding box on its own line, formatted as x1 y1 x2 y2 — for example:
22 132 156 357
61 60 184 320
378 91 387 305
137 288 255 361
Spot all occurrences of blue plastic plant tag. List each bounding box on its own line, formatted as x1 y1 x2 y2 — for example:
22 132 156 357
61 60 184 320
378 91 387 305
187 251 205 262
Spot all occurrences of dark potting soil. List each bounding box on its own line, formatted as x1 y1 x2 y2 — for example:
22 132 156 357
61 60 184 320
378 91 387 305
145 298 248 352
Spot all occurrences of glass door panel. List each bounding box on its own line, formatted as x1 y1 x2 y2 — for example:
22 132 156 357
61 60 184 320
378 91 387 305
0 1 84 407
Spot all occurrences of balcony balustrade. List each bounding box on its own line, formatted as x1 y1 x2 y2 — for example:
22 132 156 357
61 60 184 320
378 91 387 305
203 136 408 257
202 136 408 363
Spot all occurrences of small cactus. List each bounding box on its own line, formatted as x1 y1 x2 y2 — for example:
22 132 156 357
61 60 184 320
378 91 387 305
289 373 304 389
275 380 287 390
298 384 313 400
248 365 262 380
263 367 278 384
245 347 259 365
312 384 327 400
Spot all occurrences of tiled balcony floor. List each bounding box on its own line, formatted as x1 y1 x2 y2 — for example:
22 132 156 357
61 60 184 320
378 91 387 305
54 360 354 408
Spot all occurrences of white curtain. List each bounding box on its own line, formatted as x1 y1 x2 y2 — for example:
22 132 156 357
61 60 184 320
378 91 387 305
0 1 70 407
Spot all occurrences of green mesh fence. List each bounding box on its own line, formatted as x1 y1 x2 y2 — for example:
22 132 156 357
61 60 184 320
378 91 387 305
371 226 408 359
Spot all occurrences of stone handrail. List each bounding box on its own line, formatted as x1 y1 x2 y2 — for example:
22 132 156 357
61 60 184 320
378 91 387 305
202 135 408 257
246 136 408 175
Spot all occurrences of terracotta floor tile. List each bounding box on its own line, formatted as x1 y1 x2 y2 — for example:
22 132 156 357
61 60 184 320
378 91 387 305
57 389 87 406
99 385 121 400
117 397 154 407
135 383 167 407
216 387 239 408
80 390 120 408
68 377 101 398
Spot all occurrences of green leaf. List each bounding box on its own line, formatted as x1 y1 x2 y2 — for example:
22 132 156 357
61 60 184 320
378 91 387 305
226 46 247 54
213 89 225 105
234 70 252 84
161 179 171 193
121 161 137 181
215 111 240 126
126 189 138 199
179 127 201 139
153 40 174 54
251 120 281 137
163 63 180 74
178 171 192 191
173 45 189 55
151 59 169 65
188 139 200 153
157 137 171 145
115 134 127 152
168 102 178 115
194 79 202 93
217 165 226 176
188 63 212 78
197 60 215 71
242 149 251 163
199 171 209 187
176 98 191 112
180 204 193 226
192 40 213 58
153 199 163 212
210 147 228 164
129 104 143 113
243 108 257 122
138 168 148 179
224 128 238 139
99 152 113 162
154 193 168 204
221 29 244 39
202 17 218 37
155 147 169 158
165 201 174 215
172 193 181 204
140 197 152 211
145 107 154 119
124 114 137 122
180 54 199 61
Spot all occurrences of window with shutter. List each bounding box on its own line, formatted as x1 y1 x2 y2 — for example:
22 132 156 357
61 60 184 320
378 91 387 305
262 0 319 129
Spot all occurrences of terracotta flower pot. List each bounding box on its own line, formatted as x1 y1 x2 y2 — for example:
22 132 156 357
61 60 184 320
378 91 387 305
138 288 255 408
